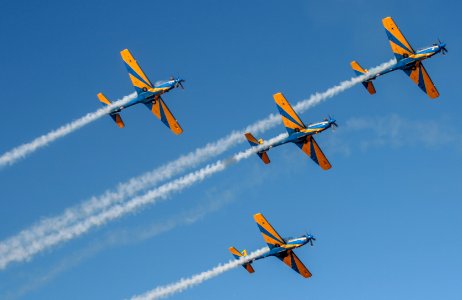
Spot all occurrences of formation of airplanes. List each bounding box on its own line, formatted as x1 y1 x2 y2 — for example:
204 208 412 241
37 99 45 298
95 16 446 279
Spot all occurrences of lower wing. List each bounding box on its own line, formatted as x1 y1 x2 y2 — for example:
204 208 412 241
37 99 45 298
402 62 439 99
144 96 183 135
276 250 312 278
295 136 332 170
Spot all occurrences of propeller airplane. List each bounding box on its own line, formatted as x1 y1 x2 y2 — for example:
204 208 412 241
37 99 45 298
245 92 336 170
229 213 316 278
351 16 447 99
98 49 185 134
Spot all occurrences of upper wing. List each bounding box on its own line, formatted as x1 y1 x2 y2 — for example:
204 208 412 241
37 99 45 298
120 49 153 94
144 96 183 135
295 136 332 170
382 17 415 60
276 250 312 278
273 93 306 134
402 62 440 99
253 213 285 249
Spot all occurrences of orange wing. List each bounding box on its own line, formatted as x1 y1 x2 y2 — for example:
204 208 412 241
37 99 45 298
295 136 332 170
403 62 439 99
254 213 285 249
277 250 312 278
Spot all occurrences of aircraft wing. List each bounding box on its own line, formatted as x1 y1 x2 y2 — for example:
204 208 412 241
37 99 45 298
276 250 312 278
144 96 183 135
402 61 440 99
273 93 306 134
254 213 286 249
120 49 153 95
382 17 415 60
295 136 332 170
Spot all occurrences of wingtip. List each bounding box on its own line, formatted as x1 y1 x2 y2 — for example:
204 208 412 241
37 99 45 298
253 213 263 220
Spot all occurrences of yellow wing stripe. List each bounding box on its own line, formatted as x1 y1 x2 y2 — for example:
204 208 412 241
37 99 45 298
300 137 332 170
281 250 312 278
389 42 414 57
273 93 305 129
407 63 421 85
382 17 414 54
420 64 440 99
129 73 152 91
254 213 285 246
121 49 152 87
281 116 304 131
148 97 183 135
160 100 183 135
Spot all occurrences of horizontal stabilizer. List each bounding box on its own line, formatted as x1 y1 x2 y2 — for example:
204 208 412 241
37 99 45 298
350 61 376 95
244 133 270 164
97 93 125 128
229 247 255 273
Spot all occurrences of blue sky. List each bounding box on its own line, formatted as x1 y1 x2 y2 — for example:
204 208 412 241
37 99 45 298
0 0 461 299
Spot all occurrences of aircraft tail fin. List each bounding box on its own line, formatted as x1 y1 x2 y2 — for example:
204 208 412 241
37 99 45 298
351 61 376 95
229 247 255 273
244 132 270 164
97 93 125 128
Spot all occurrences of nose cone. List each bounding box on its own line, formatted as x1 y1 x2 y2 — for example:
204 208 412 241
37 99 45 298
174 78 185 89
439 42 446 49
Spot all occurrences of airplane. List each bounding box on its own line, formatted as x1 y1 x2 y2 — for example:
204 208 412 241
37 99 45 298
229 213 316 278
244 92 337 170
351 16 447 99
97 49 185 134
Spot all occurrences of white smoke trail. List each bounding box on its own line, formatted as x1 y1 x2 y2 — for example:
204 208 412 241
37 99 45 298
4 59 396 243
131 247 269 300
0 93 137 168
0 134 286 270
0 59 395 270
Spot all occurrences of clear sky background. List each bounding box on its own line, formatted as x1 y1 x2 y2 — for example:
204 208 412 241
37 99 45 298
1 0 461 299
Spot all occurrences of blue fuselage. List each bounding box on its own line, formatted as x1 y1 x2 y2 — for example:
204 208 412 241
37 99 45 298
371 44 444 78
113 80 180 113
263 120 335 151
254 236 310 261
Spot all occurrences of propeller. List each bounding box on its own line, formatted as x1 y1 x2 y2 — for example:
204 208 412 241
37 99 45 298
305 233 316 246
173 77 186 89
327 115 338 130
438 38 448 55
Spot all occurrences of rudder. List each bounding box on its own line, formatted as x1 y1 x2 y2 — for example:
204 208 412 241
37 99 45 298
350 61 376 95
97 93 125 128
244 132 270 164
229 247 255 273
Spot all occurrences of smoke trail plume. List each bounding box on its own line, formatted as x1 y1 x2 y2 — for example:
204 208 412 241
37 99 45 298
0 59 395 270
0 93 137 168
5 59 395 247
131 247 269 300
0 134 286 270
